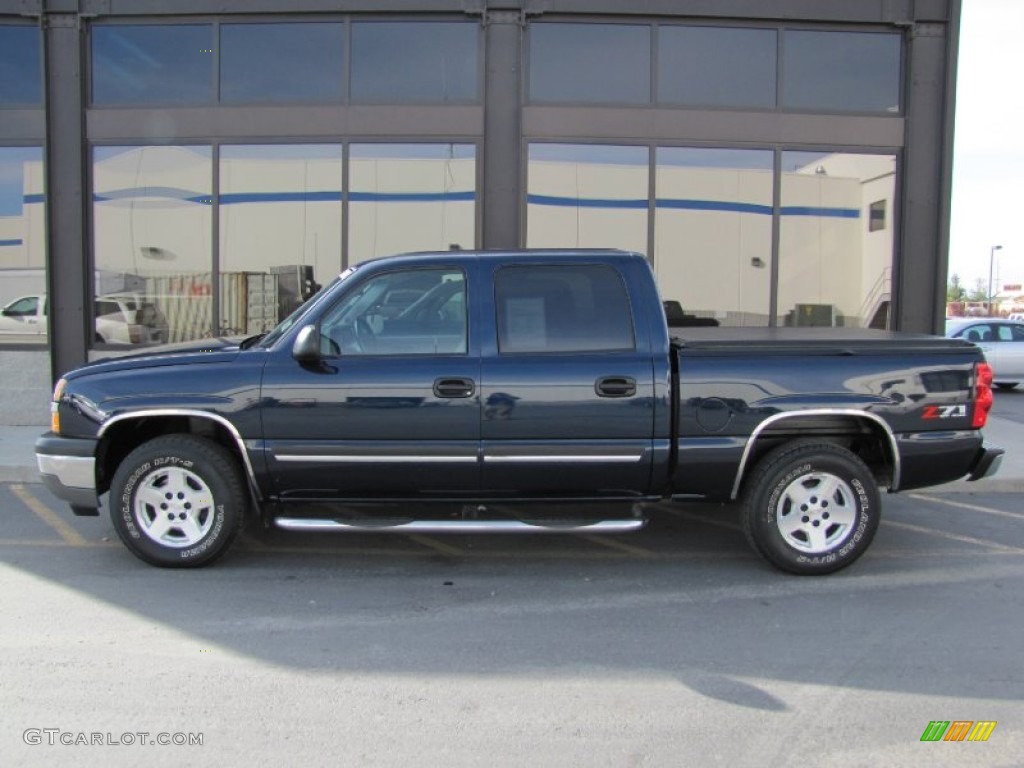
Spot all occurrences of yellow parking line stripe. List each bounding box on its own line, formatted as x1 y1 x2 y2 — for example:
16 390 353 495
883 519 1024 554
9 484 89 547
0 538 85 547
405 534 465 557
907 492 1024 520
577 534 656 558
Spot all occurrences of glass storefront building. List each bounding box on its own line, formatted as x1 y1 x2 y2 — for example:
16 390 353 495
0 1 962 422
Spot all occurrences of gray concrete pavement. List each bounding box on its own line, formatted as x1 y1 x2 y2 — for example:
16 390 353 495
3 415 1020 490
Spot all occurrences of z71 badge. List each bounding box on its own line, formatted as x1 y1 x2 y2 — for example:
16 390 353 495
922 404 967 419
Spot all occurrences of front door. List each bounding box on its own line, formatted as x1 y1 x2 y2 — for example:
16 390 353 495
260 264 480 501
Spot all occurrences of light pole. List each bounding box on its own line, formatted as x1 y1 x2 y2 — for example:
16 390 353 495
988 244 1004 315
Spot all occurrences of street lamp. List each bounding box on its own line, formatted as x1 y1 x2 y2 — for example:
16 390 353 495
988 244 1004 315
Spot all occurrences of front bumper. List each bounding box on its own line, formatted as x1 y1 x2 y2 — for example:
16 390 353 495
35 433 99 512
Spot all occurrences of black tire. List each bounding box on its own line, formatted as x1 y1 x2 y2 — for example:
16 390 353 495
109 434 247 567
995 382 1018 390
740 440 880 575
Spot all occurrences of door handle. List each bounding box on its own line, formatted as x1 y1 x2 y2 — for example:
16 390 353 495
434 377 475 398
595 376 636 398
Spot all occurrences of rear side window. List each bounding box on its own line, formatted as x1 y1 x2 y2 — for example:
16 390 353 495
495 264 634 353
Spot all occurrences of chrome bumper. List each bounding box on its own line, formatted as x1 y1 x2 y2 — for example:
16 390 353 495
35 434 99 511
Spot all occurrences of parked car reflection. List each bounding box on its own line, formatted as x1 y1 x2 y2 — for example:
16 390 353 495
946 318 1024 389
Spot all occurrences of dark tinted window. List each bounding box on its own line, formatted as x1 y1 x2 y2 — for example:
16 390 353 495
496 265 635 353
529 23 650 104
220 23 343 103
350 22 478 103
4 296 39 316
657 26 776 108
92 25 213 105
0 26 42 104
783 30 901 113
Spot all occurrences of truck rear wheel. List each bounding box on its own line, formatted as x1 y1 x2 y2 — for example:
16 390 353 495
109 435 247 567
741 440 879 575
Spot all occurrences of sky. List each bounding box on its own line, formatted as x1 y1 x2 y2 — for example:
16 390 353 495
949 0 1024 293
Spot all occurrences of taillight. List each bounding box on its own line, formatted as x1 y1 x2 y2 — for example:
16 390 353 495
972 362 994 428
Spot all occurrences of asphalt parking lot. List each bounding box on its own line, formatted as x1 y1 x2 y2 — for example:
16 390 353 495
1 481 1022 767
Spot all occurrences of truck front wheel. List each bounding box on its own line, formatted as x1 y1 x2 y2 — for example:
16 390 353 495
109 435 247 567
741 441 879 575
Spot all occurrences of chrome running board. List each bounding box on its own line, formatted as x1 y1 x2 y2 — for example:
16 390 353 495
273 518 646 534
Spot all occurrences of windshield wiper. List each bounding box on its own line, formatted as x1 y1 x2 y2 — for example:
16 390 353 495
239 332 268 350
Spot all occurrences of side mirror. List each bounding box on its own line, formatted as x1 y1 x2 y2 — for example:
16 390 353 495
291 324 321 362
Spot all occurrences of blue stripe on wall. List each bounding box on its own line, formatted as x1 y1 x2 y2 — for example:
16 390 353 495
220 191 341 204
93 189 477 205
656 199 773 216
0 239 24 247
85 187 859 218
528 193 649 210
23 194 45 205
780 206 860 219
528 194 859 218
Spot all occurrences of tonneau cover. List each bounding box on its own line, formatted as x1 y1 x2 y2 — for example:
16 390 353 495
671 327 978 356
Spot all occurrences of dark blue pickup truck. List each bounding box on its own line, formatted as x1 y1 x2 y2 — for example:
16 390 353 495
36 250 1003 574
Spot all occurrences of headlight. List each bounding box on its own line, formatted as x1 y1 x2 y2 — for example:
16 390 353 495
50 378 67 434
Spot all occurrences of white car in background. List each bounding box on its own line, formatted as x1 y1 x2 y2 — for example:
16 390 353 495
946 317 1024 389
0 294 168 344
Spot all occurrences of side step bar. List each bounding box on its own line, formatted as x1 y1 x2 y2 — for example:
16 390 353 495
274 518 647 534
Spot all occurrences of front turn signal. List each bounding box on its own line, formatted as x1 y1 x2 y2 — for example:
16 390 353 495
50 378 66 434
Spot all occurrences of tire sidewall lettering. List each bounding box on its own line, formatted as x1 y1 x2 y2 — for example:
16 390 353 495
744 443 881 575
109 436 244 568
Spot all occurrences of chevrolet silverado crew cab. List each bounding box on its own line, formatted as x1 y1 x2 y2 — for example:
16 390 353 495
36 250 1003 574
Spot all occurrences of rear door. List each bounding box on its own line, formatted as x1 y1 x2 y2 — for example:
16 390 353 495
479 261 656 498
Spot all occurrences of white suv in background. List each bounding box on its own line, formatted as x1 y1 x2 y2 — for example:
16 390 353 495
0 294 168 344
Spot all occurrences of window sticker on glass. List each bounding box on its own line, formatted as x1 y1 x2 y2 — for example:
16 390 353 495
504 297 547 350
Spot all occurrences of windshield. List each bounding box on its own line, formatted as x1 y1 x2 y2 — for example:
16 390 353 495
257 269 354 349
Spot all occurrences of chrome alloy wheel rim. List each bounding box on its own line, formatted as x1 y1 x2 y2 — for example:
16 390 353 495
134 466 215 548
775 471 856 553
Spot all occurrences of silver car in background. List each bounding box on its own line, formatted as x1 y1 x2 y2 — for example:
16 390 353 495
946 317 1024 389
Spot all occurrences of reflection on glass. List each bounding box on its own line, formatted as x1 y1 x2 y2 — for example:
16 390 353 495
778 151 896 328
655 148 773 327
351 22 479 103
0 147 46 343
526 144 648 255
657 26 776 109
220 145 343 335
0 26 42 104
783 31 901 113
529 23 650 104
319 268 467 356
92 25 213 105
495 265 635 353
348 144 476 264
93 146 212 344
220 23 343 104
